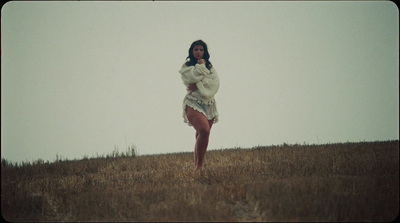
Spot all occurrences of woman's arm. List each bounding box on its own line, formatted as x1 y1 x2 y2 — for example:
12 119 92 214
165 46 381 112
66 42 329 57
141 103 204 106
196 67 219 98
179 63 210 85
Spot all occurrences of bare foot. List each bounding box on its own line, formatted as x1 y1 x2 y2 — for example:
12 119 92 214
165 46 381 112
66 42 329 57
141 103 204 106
193 167 204 177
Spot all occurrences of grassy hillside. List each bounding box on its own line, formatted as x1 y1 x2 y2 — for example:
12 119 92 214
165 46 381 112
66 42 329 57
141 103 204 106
1 140 398 222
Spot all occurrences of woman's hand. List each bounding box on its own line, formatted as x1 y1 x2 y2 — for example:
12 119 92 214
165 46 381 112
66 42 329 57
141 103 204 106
197 59 206 64
188 84 197 94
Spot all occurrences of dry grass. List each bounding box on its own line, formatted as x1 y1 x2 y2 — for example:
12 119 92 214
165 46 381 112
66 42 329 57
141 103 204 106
1 140 399 222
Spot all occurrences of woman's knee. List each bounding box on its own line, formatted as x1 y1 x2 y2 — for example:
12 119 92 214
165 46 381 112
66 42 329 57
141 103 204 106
197 127 210 137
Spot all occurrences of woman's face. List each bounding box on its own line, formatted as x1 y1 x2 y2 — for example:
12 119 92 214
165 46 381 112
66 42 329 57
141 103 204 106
193 45 204 60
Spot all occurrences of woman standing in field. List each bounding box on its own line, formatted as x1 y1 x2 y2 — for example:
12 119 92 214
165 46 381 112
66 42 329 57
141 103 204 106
179 40 220 171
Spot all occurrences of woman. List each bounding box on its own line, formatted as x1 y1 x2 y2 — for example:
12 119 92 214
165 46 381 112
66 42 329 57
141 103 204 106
179 40 220 171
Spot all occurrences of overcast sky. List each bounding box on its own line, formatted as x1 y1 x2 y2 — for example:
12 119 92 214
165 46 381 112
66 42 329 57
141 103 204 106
1 1 398 163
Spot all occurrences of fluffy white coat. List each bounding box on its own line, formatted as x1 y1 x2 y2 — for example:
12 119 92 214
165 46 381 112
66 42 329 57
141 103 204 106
179 63 220 103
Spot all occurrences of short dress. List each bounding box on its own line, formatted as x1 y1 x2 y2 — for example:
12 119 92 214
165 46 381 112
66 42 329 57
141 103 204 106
182 93 219 126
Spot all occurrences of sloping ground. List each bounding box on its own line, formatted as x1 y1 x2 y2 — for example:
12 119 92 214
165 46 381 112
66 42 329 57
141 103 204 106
1 140 398 222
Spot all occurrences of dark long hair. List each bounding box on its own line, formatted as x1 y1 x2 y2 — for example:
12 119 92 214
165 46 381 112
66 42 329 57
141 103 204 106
185 40 213 69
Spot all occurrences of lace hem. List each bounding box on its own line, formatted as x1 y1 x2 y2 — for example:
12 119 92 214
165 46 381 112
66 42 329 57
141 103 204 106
182 95 218 126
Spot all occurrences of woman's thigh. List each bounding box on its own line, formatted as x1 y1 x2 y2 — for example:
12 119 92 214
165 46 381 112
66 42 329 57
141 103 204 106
208 119 214 130
186 106 211 133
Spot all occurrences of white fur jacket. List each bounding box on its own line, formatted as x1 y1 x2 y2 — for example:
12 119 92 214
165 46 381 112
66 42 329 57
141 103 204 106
179 63 220 103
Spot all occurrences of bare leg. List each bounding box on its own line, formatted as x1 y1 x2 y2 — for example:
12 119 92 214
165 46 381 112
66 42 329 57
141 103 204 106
193 121 213 167
186 106 213 170
194 132 199 166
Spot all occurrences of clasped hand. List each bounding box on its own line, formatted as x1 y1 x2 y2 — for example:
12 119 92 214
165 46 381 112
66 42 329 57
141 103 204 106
188 83 197 94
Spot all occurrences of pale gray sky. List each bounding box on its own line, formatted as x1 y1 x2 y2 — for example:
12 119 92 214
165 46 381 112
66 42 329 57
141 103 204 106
1 1 399 163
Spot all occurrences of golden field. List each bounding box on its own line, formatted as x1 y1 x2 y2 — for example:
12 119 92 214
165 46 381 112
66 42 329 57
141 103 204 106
1 140 398 222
